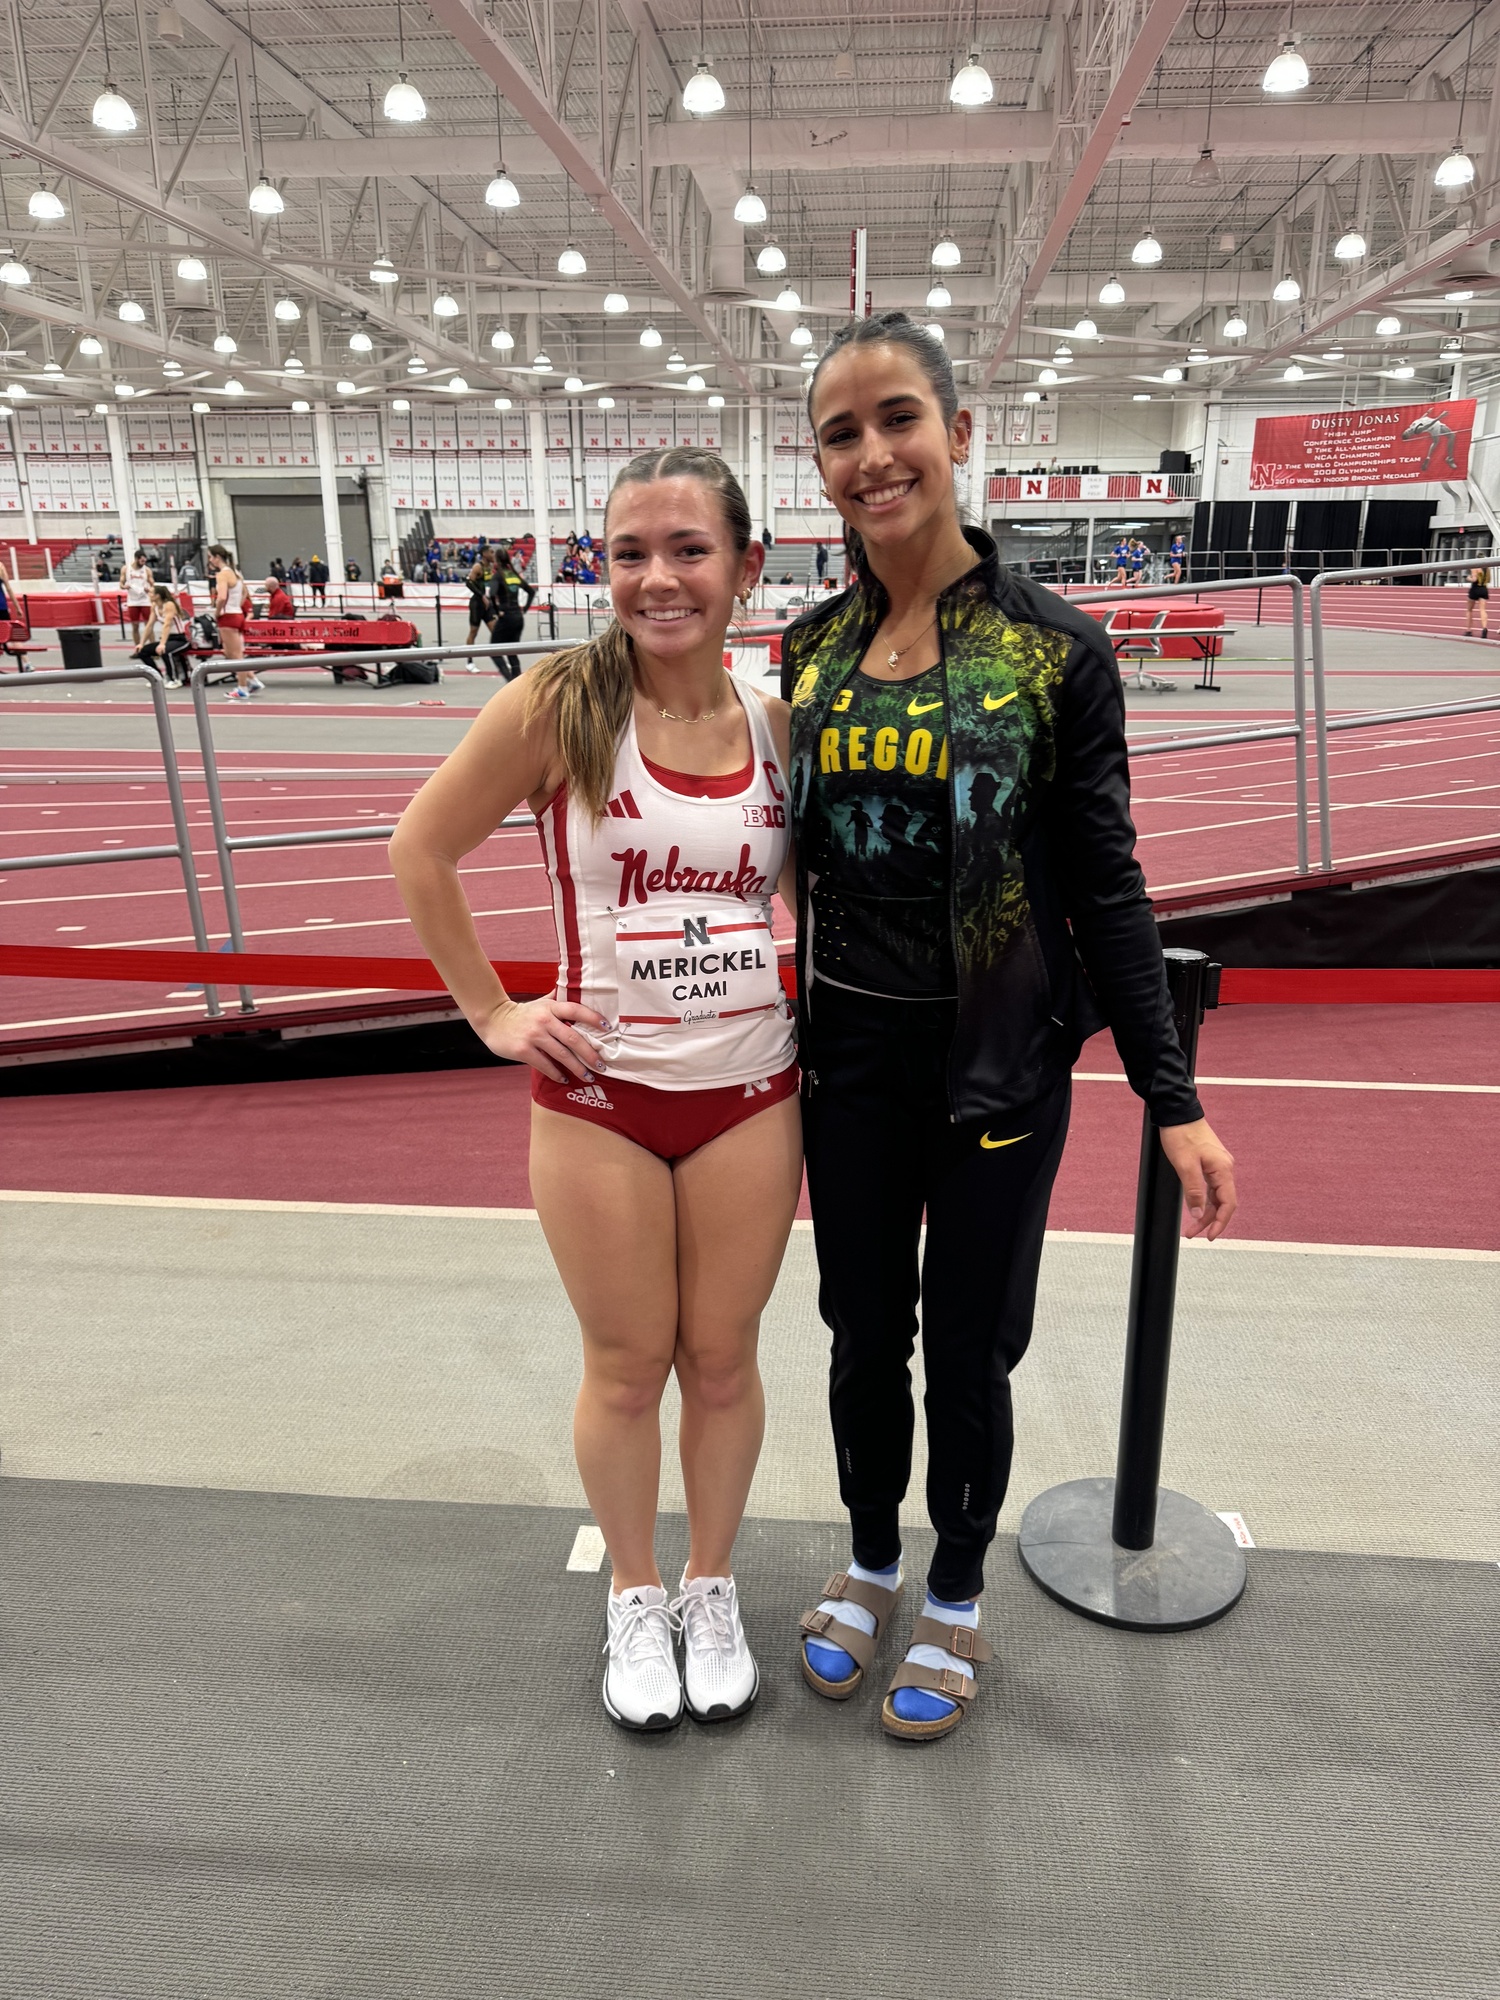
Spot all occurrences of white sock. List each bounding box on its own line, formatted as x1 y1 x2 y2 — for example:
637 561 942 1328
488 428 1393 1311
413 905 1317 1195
906 1592 980 1685
808 1557 902 1655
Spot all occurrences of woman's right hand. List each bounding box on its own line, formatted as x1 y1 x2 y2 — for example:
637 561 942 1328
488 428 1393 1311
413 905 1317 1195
475 996 610 1083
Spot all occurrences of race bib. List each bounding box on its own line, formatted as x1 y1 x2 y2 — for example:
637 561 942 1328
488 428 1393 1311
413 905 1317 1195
615 904 780 1028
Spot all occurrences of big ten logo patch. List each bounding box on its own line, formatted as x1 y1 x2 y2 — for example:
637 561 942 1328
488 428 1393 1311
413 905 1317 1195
743 802 787 828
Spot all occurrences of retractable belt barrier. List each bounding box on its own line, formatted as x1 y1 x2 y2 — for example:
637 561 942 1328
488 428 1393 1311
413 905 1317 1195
1 945 1496 1005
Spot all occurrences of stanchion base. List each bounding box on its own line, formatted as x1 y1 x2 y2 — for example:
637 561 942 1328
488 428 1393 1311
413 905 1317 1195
1017 1477 1247 1632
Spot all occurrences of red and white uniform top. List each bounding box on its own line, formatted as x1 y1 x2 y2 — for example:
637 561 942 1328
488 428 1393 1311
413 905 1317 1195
535 684 795 1091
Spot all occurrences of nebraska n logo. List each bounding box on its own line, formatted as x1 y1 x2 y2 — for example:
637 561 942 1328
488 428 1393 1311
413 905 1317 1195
682 915 711 947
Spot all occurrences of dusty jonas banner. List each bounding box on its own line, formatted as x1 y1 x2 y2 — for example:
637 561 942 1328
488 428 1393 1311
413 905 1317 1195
1249 398 1476 490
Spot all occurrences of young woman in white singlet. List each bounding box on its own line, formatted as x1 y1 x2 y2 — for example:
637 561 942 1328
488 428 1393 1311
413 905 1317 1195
390 450 800 1734
207 543 263 699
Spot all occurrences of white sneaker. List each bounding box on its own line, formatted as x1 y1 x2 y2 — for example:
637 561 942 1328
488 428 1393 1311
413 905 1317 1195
246 676 266 692
602 1584 683 1732
674 1573 759 1723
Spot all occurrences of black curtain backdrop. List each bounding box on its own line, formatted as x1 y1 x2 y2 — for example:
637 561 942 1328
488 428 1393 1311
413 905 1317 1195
1290 500 1360 579
1363 499 1435 582
1249 500 1290 574
1211 500 1252 576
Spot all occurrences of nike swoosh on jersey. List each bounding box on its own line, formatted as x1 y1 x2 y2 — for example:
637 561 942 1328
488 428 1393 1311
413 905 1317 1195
979 1129 1032 1149
907 697 943 716
983 690 1019 711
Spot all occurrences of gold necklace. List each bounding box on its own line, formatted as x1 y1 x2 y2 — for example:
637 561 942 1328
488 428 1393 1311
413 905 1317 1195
639 668 727 724
881 617 937 670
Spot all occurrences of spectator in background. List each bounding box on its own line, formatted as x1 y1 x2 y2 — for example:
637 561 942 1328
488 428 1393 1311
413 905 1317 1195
1169 532 1186 584
132 584 190 687
1465 565 1490 637
378 556 404 599
344 558 362 582
123 549 154 635
269 556 287 583
815 542 828 581
265 575 296 620
288 556 306 584
308 555 329 605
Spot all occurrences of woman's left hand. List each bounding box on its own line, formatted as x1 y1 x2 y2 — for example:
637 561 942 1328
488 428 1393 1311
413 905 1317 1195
1158 1118 1237 1240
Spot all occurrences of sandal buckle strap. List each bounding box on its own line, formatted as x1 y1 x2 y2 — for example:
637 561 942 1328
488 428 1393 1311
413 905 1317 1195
800 1608 835 1637
937 1667 969 1698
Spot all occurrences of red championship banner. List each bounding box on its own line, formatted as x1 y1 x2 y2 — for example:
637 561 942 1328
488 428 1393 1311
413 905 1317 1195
1249 398 1476 491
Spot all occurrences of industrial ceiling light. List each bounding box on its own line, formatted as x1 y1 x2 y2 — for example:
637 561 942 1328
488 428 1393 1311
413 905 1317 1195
191 400 210 412
1283 363 1305 380
157 6 185 41
1053 343 1073 364
734 186 768 225
79 335 104 356
392 398 411 412
177 255 209 281
597 395 615 408
1188 343 1209 361
1074 315 1098 340
949 52 995 109
563 374 584 392
666 351 687 371
557 244 587 276
756 240 787 275
1272 275 1301 303
290 398 310 412
485 170 520 209
790 324 813 346
1443 335 1464 354
212 331 237 354
491 327 515 350
707 392 725 407
1131 231 1163 266
686 372 706 391
603 291 629 314
1434 148 1475 190
1375 314 1401 336
431 291 460 317
926 282 952 311
494 396 511 409
925 323 946 342
2 382 26 398
532 351 553 372
42 358 62 375
283 355 304 371
248 175 283 216
92 82 138 132
117 298 146 322
775 286 801 310
1445 288 1475 302
1333 230 1366 261
407 356 427 373
1321 346 1344 361
349 331 374 353
800 352 817 369
931 237 962 268
0 258 30 286
683 61 726 115
223 377 245 395
1038 366 1059 384
1262 35 1309 95
1022 389 1041 404
115 380 136 396
639 325 663 347
1099 275 1126 306
448 376 470 393
1162 365 1183 382
274 296 301 320
1390 358 1415 379
383 71 426 121
1190 147 1220 186
1132 392 1151 402
831 47 855 83
29 187 65 222
1222 312 1248 339
335 379 357 394
162 358 181 374
369 256 399 285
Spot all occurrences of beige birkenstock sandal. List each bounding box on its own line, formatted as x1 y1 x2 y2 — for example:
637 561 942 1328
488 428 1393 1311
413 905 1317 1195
798 1570 904 1700
880 1615 993 1741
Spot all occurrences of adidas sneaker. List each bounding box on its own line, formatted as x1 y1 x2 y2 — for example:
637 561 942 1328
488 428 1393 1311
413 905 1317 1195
602 1584 683 1732
674 1573 758 1723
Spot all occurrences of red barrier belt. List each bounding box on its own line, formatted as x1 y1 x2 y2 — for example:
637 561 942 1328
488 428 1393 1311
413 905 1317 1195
0 945 1495 1003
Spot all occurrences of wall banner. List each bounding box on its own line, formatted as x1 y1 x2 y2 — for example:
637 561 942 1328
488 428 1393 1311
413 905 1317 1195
1250 398 1476 490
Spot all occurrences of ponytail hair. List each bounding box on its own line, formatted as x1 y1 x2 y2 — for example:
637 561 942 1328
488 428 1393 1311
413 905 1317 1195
805 311 961 582
523 447 752 822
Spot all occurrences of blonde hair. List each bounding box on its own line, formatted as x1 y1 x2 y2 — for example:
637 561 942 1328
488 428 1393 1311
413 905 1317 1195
523 449 752 821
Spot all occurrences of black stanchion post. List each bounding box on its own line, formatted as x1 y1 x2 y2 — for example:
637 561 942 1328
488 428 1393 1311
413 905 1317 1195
435 592 443 646
1017 948 1247 1632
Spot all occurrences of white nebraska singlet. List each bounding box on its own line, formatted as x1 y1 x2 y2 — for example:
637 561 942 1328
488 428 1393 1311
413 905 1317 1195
535 684 795 1091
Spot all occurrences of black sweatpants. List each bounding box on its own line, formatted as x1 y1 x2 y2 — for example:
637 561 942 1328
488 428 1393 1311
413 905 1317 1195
801 983 1070 1601
492 606 525 679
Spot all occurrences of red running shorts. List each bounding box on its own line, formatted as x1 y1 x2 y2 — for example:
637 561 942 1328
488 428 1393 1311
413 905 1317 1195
532 1060 798 1163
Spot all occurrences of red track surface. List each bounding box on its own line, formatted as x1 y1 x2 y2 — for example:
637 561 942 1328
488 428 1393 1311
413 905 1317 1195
3 1007 1495 1250
1069 581 1496 639
3 702 1500 1039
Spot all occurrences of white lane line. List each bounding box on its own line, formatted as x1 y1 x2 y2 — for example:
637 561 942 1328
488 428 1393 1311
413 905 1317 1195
1074 1071 1500 1095
1148 827 1500 892
566 1525 608 1573
0 861 543 910
76 903 553 948
0 988 410 1030
1 1190 1495 1260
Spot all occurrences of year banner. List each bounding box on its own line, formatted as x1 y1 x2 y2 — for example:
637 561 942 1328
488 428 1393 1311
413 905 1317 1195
1249 398 1476 490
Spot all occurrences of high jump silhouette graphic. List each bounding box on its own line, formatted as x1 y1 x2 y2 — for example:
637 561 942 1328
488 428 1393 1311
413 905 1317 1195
1402 408 1461 474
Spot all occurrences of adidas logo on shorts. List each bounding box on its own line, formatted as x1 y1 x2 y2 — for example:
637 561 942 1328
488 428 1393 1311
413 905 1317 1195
565 1082 615 1111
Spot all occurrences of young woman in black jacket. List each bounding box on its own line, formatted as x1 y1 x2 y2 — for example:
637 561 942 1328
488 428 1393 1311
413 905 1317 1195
784 314 1236 1743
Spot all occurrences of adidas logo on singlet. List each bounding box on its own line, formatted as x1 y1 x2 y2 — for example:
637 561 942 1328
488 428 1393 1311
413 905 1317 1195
565 1081 615 1110
605 789 643 820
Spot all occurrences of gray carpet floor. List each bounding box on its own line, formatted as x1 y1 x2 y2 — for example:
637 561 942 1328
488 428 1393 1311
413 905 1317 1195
3 1478 1494 2000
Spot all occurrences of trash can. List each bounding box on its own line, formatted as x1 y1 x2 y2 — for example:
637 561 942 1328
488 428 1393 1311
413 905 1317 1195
59 626 103 672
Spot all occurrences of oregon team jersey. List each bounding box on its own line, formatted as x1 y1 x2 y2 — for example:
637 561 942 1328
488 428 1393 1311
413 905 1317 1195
804 666 956 998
